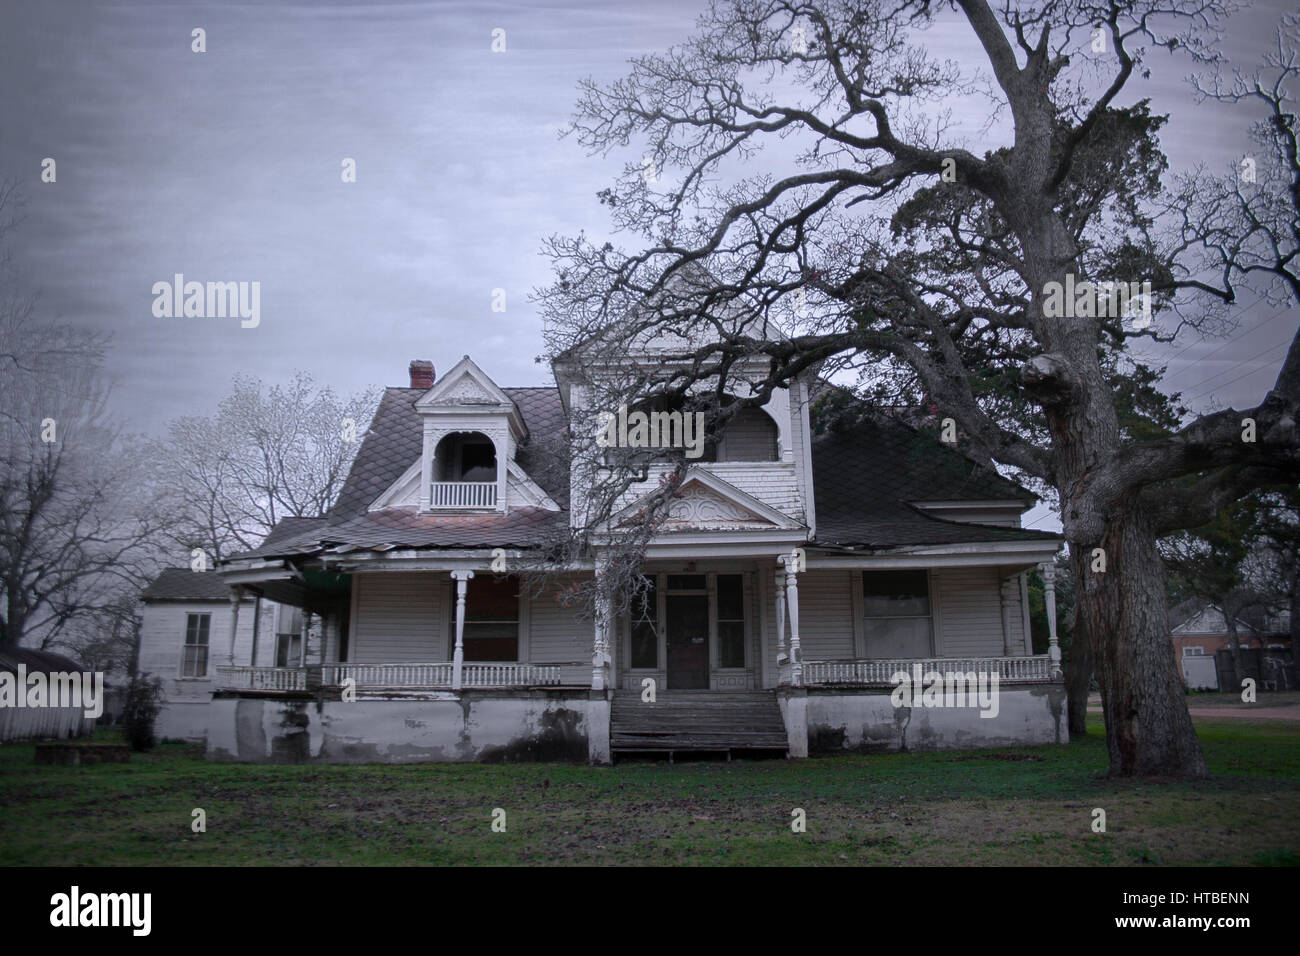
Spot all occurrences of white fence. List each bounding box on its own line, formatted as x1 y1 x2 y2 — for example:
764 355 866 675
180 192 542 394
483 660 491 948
0 706 96 742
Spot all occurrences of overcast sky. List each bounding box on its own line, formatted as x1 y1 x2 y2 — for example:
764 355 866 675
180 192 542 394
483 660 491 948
1 0 1296 529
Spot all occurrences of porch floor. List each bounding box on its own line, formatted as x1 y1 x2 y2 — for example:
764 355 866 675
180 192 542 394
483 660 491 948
610 690 788 759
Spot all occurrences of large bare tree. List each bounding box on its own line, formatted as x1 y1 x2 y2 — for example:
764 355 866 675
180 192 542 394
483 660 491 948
151 372 381 563
536 0 1300 777
0 183 166 656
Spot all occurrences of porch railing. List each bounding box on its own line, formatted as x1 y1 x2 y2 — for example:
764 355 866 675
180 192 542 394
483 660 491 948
803 655 1058 687
215 666 307 692
217 661 587 692
428 481 497 509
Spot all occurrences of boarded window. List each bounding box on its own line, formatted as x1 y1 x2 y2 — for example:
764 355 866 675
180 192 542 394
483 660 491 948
716 574 746 668
182 613 210 677
459 576 519 661
862 570 932 658
715 406 778 461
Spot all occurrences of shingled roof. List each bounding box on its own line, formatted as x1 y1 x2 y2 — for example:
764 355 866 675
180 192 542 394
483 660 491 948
141 568 241 602
229 377 1056 563
809 415 1056 549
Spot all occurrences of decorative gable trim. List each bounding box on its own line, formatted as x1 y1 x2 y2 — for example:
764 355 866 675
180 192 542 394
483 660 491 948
608 467 803 532
414 355 527 437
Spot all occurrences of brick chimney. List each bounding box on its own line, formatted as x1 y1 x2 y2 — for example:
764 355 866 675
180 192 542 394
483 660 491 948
409 360 435 390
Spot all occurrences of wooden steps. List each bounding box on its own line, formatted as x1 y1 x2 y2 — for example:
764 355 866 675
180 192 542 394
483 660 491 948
610 690 788 758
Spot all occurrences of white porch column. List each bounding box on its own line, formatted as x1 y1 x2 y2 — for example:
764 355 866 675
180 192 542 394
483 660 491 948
299 610 311 668
451 570 474 690
774 565 788 685
780 553 802 687
226 586 243 665
1042 562 1062 677
591 558 612 691
1000 576 1019 656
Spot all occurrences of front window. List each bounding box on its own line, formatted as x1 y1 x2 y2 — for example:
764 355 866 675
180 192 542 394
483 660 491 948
275 605 303 666
630 577 658 668
862 570 933 658
457 575 519 661
716 574 746 667
182 613 210 677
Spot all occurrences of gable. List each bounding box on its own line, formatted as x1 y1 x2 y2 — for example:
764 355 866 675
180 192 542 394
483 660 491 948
615 470 801 532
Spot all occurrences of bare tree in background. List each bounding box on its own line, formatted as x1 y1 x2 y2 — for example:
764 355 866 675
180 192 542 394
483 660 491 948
151 371 381 563
536 0 1300 778
0 182 167 660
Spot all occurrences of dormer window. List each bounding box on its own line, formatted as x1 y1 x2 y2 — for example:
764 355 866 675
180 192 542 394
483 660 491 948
413 356 529 514
435 433 498 482
430 432 499 508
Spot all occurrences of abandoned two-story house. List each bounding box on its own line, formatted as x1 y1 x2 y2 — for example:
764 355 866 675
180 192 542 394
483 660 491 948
140 335 1066 763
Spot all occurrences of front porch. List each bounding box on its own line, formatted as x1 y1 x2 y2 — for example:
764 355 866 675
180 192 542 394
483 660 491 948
208 548 1066 763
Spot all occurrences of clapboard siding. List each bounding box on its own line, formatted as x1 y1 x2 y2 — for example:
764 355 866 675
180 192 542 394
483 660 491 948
351 572 445 662
788 569 856 659
137 598 273 698
527 578 589 663
934 567 1006 656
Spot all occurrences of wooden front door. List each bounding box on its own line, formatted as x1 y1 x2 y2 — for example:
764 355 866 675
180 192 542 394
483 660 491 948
666 594 709 689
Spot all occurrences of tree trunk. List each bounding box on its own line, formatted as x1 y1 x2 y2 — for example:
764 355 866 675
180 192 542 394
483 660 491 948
1075 504 1209 778
1065 610 1093 736
1223 599 1244 691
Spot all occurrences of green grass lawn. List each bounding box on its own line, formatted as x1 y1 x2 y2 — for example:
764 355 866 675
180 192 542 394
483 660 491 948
1 717 1296 866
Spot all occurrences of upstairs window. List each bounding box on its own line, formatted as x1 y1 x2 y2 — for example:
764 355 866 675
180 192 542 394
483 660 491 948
714 406 779 462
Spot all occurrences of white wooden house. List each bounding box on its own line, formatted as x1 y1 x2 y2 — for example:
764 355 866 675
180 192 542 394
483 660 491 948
172 346 1065 763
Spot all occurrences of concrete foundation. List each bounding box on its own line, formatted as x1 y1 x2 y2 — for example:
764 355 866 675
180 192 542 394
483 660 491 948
804 683 1067 754
156 700 211 743
206 690 594 764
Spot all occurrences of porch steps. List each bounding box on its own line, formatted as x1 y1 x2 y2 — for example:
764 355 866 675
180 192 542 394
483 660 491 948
610 690 788 758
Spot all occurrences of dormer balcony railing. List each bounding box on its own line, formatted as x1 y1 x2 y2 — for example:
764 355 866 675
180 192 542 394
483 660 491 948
429 481 498 509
